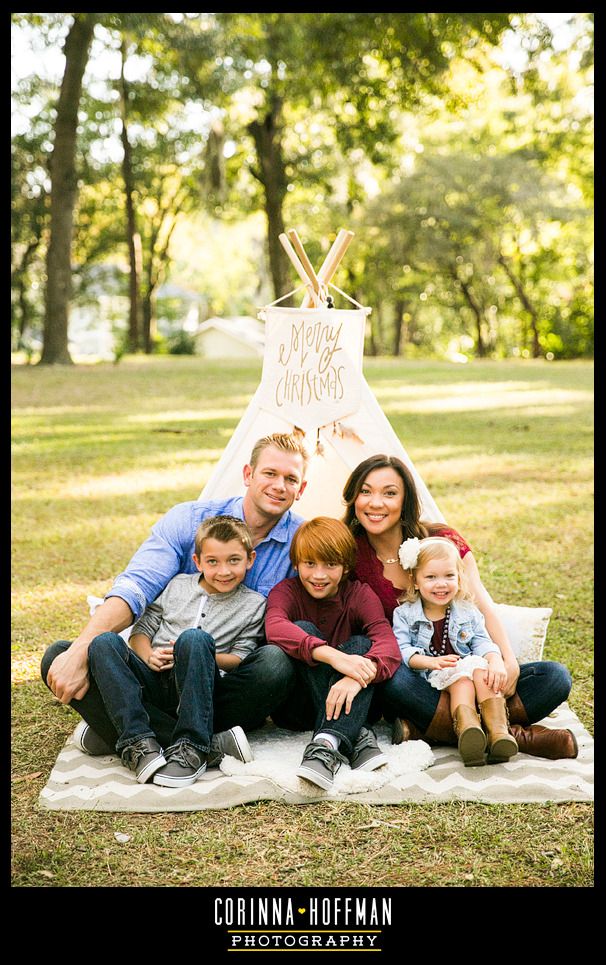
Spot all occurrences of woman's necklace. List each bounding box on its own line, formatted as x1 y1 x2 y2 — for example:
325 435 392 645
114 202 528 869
377 553 400 564
374 528 406 566
428 605 451 656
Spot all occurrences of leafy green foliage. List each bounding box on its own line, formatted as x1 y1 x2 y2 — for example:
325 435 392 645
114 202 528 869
11 14 593 358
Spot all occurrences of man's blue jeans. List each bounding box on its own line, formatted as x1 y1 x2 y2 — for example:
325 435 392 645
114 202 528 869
375 659 573 731
274 622 376 755
41 633 296 751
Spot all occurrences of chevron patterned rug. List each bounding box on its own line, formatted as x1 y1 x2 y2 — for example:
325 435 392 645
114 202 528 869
38 702 592 812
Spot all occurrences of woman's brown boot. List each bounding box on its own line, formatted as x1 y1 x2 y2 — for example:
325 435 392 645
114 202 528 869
452 705 487 766
508 724 578 759
424 691 458 745
391 691 458 747
479 696 518 763
507 692 578 759
391 717 424 744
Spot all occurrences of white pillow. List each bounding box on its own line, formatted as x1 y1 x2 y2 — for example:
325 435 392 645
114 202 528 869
493 603 552 663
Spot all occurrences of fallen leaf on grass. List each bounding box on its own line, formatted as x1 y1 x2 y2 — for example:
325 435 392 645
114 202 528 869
11 771 43 783
355 819 410 830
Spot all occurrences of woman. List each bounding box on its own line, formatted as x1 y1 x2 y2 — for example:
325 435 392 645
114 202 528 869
342 454 577 760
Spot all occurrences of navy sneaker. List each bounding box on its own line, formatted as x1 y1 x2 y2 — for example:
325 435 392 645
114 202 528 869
153 741 207 787
121 737 166 784
206 726 253 769
73 720 114 756
296 738 348 790
349 726 388 772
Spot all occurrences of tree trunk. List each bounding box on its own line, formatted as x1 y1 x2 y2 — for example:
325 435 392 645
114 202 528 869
459 279 487 358
392 299 406 356
498 253 541 358
12 239 39 349
120 39 141 353
142 211 181 353
374 303 385 355
40 13 97 365
17 280 30 347
248 95 291 301
367 307 384 356
142 289 154 354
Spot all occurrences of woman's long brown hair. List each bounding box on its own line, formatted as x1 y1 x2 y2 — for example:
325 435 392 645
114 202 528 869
342 454 442 540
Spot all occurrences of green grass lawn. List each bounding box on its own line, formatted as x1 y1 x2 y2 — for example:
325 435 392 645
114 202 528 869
11 355 593 887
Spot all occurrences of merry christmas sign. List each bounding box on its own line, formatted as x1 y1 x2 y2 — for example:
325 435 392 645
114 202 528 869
257 306 366 432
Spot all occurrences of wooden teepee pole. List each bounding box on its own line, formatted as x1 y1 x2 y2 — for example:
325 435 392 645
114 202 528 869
278 232 319 302
287 229 321 300
300 229 354 308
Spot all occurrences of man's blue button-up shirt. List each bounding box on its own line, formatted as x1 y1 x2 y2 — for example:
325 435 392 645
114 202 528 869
106 495 304 620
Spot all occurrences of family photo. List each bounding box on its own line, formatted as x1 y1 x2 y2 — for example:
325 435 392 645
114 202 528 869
12 12 593 892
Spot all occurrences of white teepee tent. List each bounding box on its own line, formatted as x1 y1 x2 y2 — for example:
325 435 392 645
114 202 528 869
200 229 444 524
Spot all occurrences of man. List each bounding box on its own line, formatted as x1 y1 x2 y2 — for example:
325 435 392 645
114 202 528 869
41 432 309 763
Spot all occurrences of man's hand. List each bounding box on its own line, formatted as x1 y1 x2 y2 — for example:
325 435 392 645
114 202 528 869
46 596 135 703
325 677 363 720
47 644 90 703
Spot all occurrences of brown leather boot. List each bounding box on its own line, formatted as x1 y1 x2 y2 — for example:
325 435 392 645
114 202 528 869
391 717 424 744
506 691 530 725
391 691 458 746
452 705 487 766
509 723 578 759
506 691 578 759
424 691 458 745
479 696 518 763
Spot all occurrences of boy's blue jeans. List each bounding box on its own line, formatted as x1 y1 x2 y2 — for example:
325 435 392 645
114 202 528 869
74 629 215 755
287 621 377 756
41 632 296 753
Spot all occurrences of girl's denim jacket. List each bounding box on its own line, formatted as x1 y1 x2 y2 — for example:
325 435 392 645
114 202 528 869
392 597 500 679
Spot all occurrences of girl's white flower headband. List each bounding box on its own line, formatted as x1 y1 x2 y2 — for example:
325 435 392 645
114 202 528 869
398 537 421 570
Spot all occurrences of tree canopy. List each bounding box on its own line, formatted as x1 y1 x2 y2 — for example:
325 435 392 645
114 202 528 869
11 12 593 362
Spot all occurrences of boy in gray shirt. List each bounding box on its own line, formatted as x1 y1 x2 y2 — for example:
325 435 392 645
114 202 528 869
88 516 266 787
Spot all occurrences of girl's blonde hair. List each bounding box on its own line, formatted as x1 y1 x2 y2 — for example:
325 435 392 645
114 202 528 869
403 536 473 604
290 516 357 575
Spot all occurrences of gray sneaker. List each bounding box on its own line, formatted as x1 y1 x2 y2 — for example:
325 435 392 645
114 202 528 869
121 737 166 784
206 726 253 769
153 741 207 787
296 738 348 790
349 726 388 772
73 720 114 756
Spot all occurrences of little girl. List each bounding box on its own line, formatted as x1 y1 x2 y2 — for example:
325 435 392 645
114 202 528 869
392 536 518 766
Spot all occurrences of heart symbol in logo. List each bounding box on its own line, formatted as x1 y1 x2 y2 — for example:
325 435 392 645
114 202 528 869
298 908 306 914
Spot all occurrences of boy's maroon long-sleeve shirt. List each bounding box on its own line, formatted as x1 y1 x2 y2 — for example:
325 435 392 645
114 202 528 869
265 577 402 683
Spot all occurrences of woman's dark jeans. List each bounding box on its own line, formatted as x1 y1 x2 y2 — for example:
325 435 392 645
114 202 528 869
375 659 573 731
